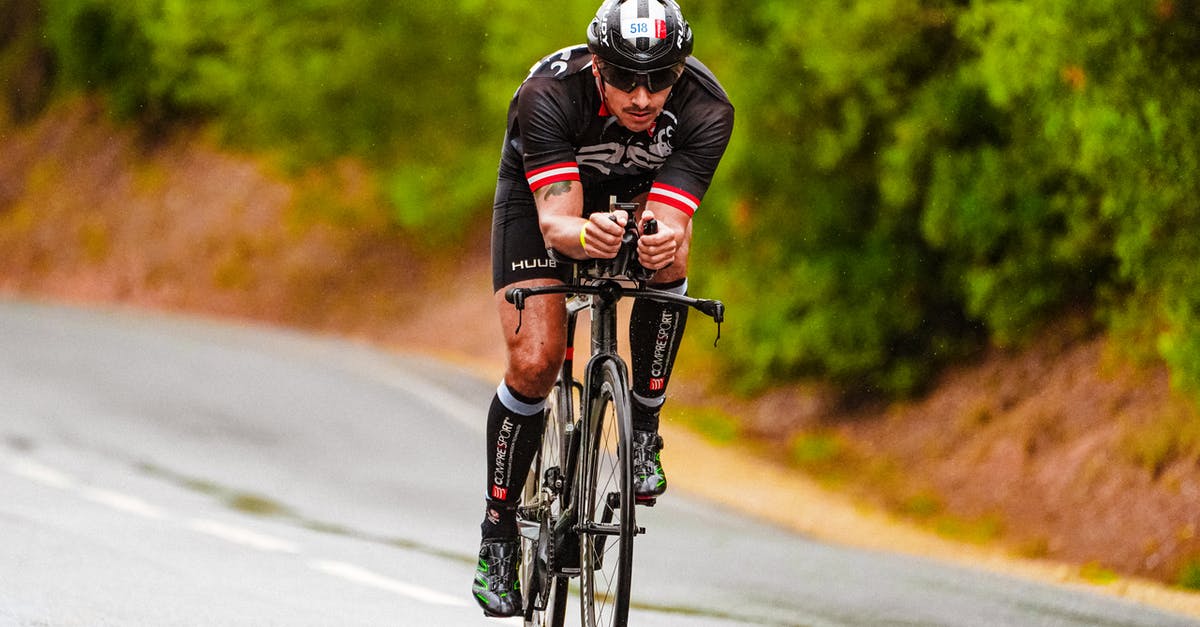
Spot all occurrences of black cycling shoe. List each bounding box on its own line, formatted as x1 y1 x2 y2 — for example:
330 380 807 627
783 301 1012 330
632 430 667 503
472 539 522 617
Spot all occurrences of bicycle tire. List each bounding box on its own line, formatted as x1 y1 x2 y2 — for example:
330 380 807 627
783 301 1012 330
578 359 635 627
519 378 569 627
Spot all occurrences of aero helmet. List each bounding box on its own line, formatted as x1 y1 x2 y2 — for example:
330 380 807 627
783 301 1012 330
587 0 694 72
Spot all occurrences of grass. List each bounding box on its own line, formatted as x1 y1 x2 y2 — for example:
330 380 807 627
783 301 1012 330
789 431 843 465
900 491 943 519
1177 558 1200 590
1079 561 1120 585
894 490 1005 545
933 513 1004 545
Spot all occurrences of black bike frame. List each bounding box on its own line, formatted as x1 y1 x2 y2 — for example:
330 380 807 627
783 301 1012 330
507 273 724 573
506 212 725 625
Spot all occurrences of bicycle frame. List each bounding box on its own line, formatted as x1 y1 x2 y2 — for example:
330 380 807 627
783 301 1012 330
526 279 636 579
508 212 725 627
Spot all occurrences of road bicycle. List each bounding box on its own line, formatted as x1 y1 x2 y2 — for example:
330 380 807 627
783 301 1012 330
506 202 724 627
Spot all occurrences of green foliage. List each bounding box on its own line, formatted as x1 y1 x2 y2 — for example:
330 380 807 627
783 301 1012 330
1178 558 1200 591
26 0 1200 405
788 431 845 468
691 0 985 396
1079 561 1121 586
693 0 1200 404
41 0 519 230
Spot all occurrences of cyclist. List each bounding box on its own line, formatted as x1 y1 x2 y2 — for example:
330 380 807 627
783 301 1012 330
473 0 734 616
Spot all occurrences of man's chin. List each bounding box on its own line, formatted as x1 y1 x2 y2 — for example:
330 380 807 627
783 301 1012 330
617 111 658 132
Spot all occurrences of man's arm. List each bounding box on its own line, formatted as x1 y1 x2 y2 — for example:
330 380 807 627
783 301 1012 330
638 201 689 277
535 181 625 260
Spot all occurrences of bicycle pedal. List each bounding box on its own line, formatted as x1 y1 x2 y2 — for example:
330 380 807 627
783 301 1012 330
636 526 646 535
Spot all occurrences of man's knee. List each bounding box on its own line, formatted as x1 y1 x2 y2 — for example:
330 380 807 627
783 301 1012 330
506 346 563 397
495 280 566 399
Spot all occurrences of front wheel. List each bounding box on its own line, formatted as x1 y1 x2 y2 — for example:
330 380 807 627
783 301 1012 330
578 360 635 627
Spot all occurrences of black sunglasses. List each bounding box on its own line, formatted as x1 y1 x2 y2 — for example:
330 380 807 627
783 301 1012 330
596 61 685 93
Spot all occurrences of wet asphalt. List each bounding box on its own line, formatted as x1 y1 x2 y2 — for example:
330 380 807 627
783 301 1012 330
1 299 1197 627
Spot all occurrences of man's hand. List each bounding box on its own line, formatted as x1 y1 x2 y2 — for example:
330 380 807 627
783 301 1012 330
579 210 629 259
636 209 678 270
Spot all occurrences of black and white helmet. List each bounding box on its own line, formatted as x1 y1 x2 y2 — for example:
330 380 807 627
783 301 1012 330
587 0 694 71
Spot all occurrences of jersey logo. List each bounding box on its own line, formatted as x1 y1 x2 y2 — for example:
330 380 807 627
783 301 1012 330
527 46 584 80
576 111 677 175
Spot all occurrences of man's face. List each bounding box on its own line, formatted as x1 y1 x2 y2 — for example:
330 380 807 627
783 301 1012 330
592 58 677 133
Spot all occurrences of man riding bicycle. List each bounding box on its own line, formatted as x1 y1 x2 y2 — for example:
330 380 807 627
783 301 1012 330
474 0 734 616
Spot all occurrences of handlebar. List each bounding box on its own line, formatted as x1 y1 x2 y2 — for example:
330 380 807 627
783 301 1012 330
511 197 724 343
505 283 722 323
504 281 725 345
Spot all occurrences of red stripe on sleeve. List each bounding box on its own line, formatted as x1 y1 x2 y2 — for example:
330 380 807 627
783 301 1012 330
647 183 701 217
526 162 581 192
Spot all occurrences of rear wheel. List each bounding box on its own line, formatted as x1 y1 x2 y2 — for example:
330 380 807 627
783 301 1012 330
578 361 635 627
519 380 569 627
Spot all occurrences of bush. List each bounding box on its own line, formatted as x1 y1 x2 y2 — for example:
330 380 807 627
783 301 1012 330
27 0 1200 406
692 0 1200 404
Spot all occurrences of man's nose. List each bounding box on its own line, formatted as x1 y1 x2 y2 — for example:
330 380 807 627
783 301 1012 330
630 85 652 107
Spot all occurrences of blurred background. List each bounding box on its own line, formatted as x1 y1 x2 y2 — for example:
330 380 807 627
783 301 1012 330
3 0 1200 590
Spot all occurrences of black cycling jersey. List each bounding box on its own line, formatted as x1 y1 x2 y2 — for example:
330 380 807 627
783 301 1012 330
491 44 734 290
500 44 733 217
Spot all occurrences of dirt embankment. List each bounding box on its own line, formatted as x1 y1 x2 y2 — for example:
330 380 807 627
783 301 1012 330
4 101 1200 609
0 99 494 360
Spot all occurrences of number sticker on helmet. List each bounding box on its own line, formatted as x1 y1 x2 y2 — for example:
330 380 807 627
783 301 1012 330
623 18 668 40
589 0 694 71
620 0 666 43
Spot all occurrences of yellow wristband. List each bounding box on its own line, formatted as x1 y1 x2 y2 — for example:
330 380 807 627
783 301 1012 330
579 223 588 251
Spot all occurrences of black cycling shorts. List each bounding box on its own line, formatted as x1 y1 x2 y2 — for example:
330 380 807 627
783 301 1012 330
491 177 571 292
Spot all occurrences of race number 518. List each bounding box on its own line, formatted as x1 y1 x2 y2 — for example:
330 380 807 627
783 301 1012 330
627 19 666 38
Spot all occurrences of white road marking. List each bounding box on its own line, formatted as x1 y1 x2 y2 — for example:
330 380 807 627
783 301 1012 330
188 518 301 554
8 456 474 610
80 487 169 520
310 560 469 607
8 459 77 489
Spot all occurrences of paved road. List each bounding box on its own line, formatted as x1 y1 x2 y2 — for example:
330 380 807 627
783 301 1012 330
2 299 1197 626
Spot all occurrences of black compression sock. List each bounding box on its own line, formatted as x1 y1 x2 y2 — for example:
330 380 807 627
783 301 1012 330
481 383 545 540
629 279 688 432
